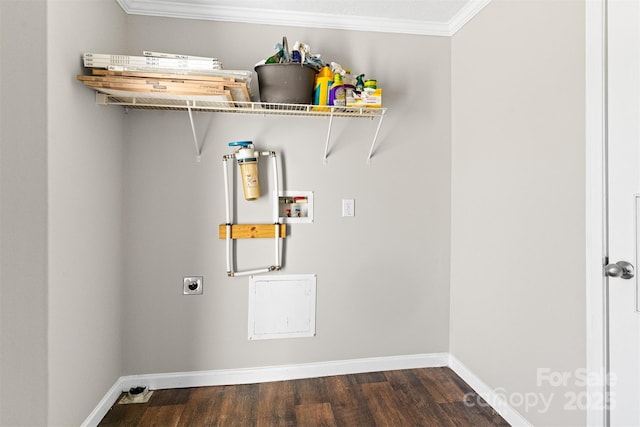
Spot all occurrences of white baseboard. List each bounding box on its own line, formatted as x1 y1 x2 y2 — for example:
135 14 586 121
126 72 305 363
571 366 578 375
81 352 448 426
80 378 132 427
448 354 532 427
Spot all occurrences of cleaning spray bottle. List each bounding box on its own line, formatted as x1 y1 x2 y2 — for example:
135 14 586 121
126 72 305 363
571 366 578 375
328 72 346 106
343 69 356 106
229 141 260 201
355 74 365 92
313 65 333 108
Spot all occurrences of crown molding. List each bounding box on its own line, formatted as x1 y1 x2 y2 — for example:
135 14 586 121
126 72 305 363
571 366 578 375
448 0 491 35
115 0 490 37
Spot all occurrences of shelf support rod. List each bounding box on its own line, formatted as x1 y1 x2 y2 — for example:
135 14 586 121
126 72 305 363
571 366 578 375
323 112 335 165
366 112 386 164
187 104 202 162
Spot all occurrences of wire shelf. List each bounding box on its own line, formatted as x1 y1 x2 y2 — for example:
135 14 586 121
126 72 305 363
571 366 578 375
93 89 386 163
95 91 386 118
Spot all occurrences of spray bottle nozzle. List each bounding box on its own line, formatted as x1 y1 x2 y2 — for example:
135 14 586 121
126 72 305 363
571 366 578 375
229 141 253 147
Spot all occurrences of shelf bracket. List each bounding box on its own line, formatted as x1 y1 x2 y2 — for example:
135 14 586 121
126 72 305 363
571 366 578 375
186 104 202 162
366 111 386 164
322 112 335 165
321 108 386 165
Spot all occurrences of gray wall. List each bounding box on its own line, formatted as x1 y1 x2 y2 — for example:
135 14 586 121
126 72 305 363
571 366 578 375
0 1 590 425
121 16 453 374
450 1 586 425
47 1 126 424
1 0 126 425
0 1 49 425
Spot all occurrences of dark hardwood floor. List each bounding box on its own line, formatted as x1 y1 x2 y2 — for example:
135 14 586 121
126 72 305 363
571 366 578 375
98 367 510 426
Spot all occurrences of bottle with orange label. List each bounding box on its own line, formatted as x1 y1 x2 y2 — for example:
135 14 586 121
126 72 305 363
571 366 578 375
229 141 260 201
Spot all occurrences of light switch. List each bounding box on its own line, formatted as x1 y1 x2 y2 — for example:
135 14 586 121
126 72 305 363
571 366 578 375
342 199 355 217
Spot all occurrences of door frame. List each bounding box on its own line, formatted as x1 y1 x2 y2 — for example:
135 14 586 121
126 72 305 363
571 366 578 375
586 0 609 426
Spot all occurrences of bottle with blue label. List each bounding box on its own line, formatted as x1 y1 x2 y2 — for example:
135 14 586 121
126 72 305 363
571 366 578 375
313 65 333 107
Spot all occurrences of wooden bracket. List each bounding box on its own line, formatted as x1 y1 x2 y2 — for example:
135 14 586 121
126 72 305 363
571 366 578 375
219 224 286 239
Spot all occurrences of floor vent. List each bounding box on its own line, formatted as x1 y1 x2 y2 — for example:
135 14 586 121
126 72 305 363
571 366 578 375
118 386 153 404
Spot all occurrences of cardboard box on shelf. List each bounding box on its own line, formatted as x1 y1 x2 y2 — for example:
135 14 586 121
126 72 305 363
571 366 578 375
347 88 382 108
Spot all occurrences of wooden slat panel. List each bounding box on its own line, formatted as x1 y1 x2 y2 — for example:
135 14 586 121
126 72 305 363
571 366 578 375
92 68 236 83
218 224 286 239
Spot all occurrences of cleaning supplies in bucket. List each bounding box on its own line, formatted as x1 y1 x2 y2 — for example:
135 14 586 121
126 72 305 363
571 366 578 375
255 36 382 107
255 36 318 104
254 63 317 104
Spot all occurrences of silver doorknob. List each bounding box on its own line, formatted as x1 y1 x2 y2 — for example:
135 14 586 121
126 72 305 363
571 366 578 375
604 261 635 279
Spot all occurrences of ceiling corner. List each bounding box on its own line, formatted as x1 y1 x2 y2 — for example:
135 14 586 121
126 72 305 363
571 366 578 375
447 0 491 36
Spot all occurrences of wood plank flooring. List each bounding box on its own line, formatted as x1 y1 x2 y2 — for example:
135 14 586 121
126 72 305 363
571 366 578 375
98 367 510 426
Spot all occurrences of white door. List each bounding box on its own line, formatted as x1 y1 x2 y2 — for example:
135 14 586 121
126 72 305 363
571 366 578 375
607 0 640 425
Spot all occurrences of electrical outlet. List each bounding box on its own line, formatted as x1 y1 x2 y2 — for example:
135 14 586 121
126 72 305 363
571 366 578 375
342 199 355 217
183 276 203 295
